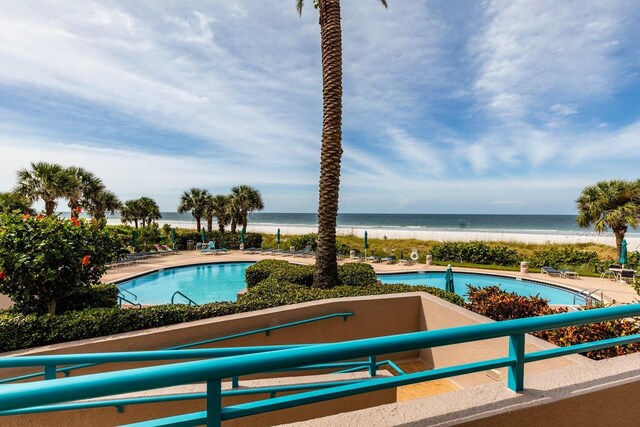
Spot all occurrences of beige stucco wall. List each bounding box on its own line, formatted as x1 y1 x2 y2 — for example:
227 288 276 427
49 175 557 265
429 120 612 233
0 293 12 309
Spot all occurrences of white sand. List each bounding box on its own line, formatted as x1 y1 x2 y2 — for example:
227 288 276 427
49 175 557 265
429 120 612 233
106 219 638 249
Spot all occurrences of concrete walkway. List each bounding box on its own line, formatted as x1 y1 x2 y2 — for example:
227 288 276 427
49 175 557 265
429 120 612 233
102 250 639 304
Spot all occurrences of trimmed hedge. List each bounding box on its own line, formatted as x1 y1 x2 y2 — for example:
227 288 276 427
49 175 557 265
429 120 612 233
14 284 119 315
0 282 463 352
245 260 377 289
174 229 262 251
431 241 520 266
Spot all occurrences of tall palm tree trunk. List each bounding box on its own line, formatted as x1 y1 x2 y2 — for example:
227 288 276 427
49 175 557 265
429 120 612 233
207 217 213 232
45 200 56 216
313 0 343 289
196 217 201 233
614 227 627 259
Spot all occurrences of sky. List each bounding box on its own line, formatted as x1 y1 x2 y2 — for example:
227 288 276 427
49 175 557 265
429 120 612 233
1 1 639 214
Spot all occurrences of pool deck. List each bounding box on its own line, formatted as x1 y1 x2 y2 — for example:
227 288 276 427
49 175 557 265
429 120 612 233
101 251 639 305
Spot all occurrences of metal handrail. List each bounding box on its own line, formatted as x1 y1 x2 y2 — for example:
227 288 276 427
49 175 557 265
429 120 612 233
0 304 639 425
0 311 356 384
573 288 602 305
171 291 199 306
117 293 142 308
119 287 138 301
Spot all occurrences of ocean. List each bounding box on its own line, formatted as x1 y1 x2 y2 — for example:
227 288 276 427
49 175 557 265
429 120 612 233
104 212 604 234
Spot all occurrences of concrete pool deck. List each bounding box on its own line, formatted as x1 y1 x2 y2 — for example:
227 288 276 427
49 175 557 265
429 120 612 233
101 250 639 305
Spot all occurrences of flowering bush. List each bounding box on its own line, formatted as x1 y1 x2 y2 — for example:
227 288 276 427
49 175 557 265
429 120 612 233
0 213 118 314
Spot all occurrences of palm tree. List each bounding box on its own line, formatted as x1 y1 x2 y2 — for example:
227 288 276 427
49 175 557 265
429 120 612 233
297 0 387 288
177 188 210 232
121 199 141 228
65 166 104 218
84 190 122 220
204 194 230 233
230 185 264 233
0 192 35 215
15 162 78 215
138 196 161 227
576 180 640 258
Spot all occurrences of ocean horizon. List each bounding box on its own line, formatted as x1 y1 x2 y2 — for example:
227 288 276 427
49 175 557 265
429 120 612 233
94 212 639 237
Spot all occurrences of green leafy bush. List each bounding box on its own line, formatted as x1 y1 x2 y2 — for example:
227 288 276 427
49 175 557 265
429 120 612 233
337 263 377 287
466 285 640 360
288 233 318 251
0 281 463 352
173 229 262 250
245 260 292 288
13 283 119 315
431 241 520 266
0 213 119 314
528 247 599 268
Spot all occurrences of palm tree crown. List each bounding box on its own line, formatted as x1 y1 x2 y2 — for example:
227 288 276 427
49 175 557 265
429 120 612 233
66 166 105 217
15 162 77 215
177 188 211 232
230 185 264 232
85 190 122 220
207 194 232 233
576 179 640 257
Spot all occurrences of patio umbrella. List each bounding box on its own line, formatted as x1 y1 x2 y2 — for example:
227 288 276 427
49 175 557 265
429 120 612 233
277 228 281 250
131 230 138 250
445 264 455 294
364 231 368 259
620 239 628 268
201 227 206 243
240 227 245 244
171 228 176 249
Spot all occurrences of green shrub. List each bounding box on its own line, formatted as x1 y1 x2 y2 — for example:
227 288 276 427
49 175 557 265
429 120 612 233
337 263 377 287
466 285 640 360
173 229 262 250
0 280 463 352
289 234 317 251
528 247 599 268
431 241 520 266
245 260 292 288
14 283 119 315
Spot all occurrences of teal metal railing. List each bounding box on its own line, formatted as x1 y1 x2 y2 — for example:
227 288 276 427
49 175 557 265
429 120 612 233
117 293 141 308
0 311 355 384
1 305 639 426
170 291 199 306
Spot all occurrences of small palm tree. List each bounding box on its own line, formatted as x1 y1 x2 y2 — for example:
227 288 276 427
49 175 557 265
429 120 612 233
297 0 387 288
65 166 105 217
206 194 231 233
230 185 264 233
138 197 161 227
576 180 640 258
177 188 210 232
85 190 122 220
121 199 141 228
15 162 77 215
0 192 35 215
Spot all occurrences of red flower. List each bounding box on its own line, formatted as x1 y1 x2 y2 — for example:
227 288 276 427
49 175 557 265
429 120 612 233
0 272 5 280
36 214 44 220
75 207 82 214
22 214 30 220
71 217 81 226
82 255 91 266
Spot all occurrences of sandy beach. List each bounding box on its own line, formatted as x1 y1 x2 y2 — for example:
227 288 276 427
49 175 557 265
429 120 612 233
106 219 639 249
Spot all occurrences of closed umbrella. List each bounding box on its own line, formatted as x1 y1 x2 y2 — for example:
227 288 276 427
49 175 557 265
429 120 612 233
131 230 138 250
171 228 176 249
620 239 628 268
364 231 368 259
277 228 281 250
445 264 455 294
201 228 206 243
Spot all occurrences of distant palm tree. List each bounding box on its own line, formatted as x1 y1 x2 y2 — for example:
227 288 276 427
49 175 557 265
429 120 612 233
15 162 78 215
576 180 640 258
0 192 35 215
230 185 264 233
121 199 141 228
65 166 105 217
206 194 231 233
138 196 161 227
177 188 210 232
297 0 388 288
84 190 122 220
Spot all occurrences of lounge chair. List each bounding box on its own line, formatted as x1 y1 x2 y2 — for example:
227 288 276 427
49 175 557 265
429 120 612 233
244 247 262 254
293 245 315 258
618 270 636 284
161 245 179 254
200 241 216 254
541 266 562 277
366 256 381 263
381 256 396 264
559 269 579 278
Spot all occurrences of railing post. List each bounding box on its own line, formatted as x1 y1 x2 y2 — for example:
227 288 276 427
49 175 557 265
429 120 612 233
232 376 239 389
368 356 377 377
44 365 56 381
508 333 525 392
206 379 222 427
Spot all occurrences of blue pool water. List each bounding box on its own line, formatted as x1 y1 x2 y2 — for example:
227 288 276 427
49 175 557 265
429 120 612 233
118 263 585 306
118 262 254 305
377 272 585 305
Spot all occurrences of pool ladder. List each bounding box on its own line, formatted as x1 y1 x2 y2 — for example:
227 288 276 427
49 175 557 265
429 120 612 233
574 289 602 305
117 289 141 308
171 291 199 306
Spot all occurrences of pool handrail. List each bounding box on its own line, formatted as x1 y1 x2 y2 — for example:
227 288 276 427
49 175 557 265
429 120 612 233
0 311 356 384
117 293 141 308
170 291 198 306
119 287 138 301
0 304 639 425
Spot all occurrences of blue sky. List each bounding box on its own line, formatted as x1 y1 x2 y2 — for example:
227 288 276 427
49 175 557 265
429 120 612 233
1 1 639 214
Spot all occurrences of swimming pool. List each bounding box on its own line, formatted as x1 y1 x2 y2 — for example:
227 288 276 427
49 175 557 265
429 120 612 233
118 262 254 305
118 262 586 306
377 271 586 305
